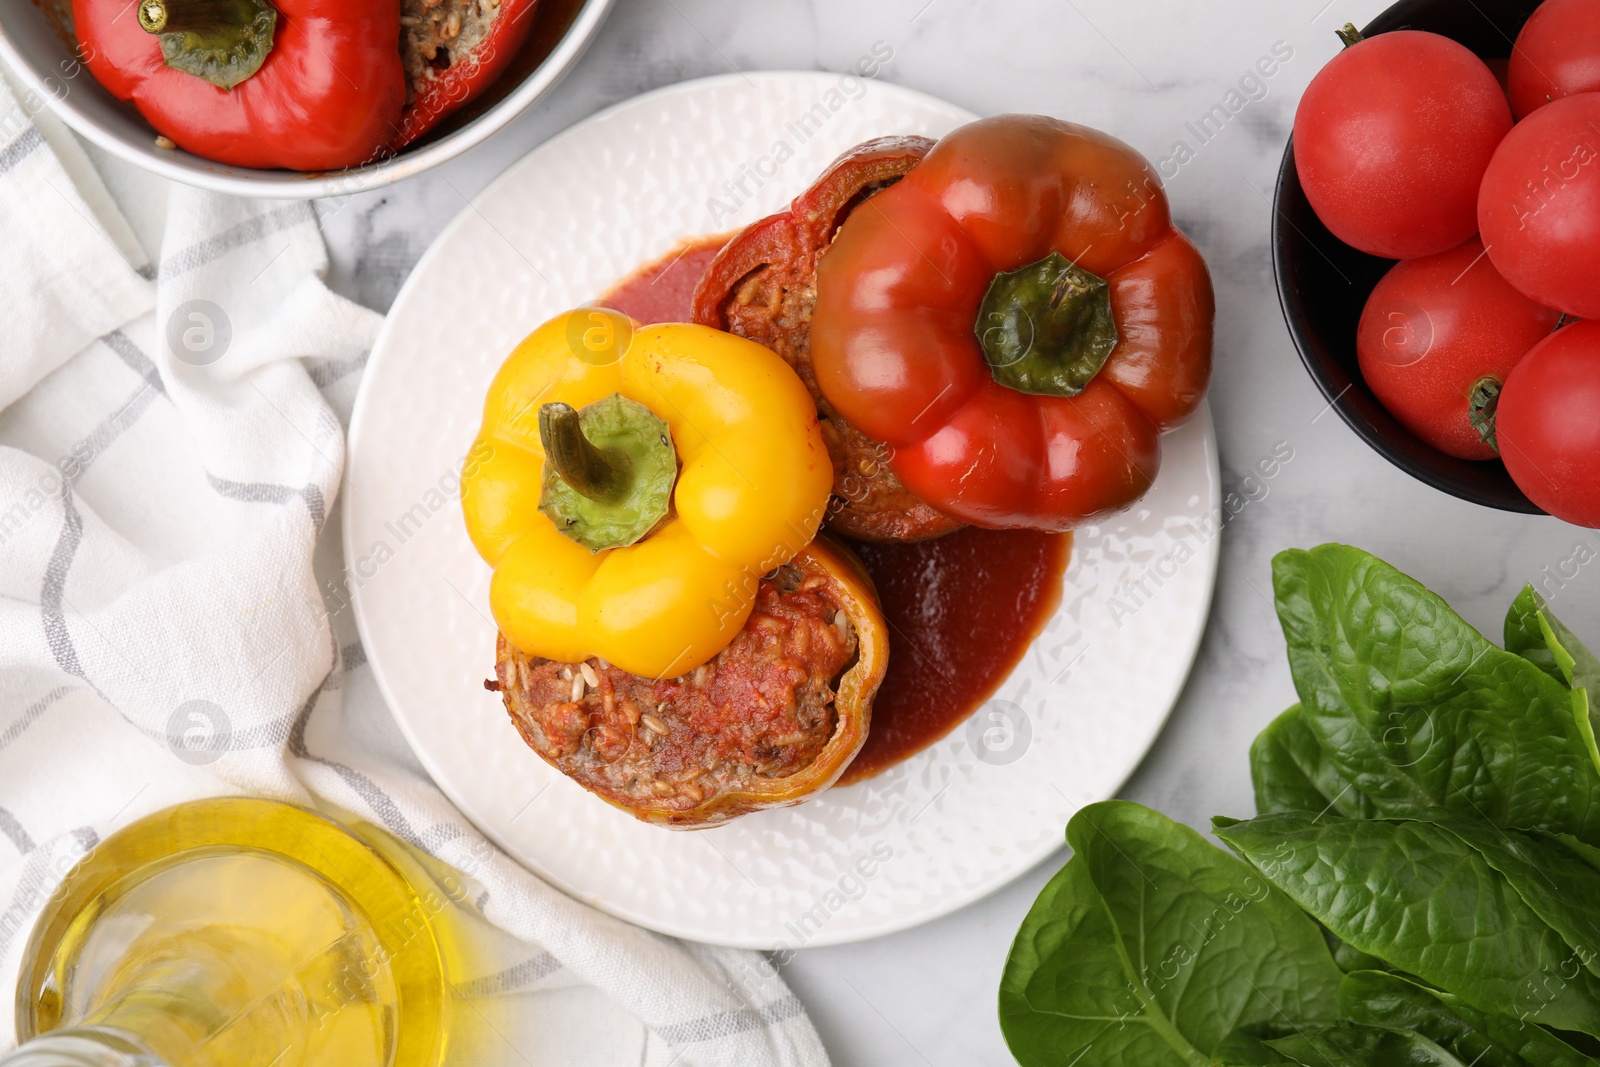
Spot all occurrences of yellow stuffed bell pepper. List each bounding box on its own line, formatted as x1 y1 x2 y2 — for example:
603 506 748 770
461 309 833 679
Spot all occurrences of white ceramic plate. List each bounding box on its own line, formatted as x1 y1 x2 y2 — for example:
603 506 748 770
346 72 1221 949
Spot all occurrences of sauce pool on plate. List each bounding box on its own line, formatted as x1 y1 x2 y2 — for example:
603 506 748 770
600 237 1072 784
599 235 731 326
839 529 1069 783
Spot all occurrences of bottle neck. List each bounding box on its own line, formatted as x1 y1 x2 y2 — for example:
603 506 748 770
0 1029 168 1067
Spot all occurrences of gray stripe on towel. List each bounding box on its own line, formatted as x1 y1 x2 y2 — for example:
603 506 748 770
0 128 43 175
0 685 74 752
655 994 807 1044
100 330 165 393
456 952 563 997
40 493 86 680
0 806 34 854
207 475 326 532
157 203 313 283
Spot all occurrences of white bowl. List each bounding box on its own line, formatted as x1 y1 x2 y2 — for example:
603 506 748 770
0 0 615 198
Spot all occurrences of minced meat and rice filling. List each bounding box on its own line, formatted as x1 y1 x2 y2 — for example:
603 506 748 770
400 0 501 90
494 555 859 819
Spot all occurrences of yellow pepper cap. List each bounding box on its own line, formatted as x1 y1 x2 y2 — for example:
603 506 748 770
461 310 833 679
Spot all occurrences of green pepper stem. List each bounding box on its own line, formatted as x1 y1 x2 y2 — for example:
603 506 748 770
138 0 264 35
1336 22 1364 48
136 0 167 32
538 395 678 553
540 402 632 503
1469 376 1502 454
976 252 1120 399
1045 269 1093 327
139 0 278 91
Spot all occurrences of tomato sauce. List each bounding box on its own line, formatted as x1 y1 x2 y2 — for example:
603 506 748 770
599 235 732 326
838 529 1070 783
600 237 1072 783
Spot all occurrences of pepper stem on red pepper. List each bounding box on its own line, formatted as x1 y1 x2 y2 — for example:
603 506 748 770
139 0 279 92
976 252 1121 399
539 396 678 553
1336 23 1364 48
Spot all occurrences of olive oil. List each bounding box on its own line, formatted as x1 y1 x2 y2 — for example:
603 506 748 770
12 798 461 1067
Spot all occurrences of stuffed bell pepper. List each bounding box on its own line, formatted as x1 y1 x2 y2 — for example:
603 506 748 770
697 116 1212 538
463 310 889 828
810 115 1214 531
692 135 964 543
76 0 406 170
75 0 539 170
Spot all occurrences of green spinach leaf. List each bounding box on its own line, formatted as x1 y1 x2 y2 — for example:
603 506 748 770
1537 599 1600 695
1216 1020 1470 1065
1272 546 1600 844
1002 549 1600 1067
1251 704 1375 818
1322 925 1391 975
1440 818 1600 981
998 801 1343 1067
1341 970 1595 1067
1506 584 1600 779
1558 834 1600 877
1213 811 1600 1037
1262 1022 1465 1065
1251 705 1331 815
1532 598 1600 780
1506 586 1565 685
1209 1028 1304 1065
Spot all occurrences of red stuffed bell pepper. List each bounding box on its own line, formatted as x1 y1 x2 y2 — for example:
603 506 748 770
691 134 967 543
391 0 541 151
810 115 1214 531
77 0 405 171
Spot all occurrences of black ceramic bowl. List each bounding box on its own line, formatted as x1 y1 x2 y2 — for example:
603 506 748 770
1273 0 1545 513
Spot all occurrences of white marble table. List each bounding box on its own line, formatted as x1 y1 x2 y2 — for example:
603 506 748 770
314 0 1600 1061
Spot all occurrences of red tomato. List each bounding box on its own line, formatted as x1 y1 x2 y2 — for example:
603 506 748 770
1497 320 1600 527
1508 0 1600 119
1357 238 1561 460
1479 93 1600 319
1294 31 1512 259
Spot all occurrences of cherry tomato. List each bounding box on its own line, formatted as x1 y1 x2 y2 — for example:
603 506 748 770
1294 30 1512 259
1508 0 1600 119
1497 320 1600 527
1357 238 1561 460
1479 93 1600 319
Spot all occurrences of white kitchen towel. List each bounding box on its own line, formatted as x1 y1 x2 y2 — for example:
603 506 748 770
0 71 827 1067
0 71 153 413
